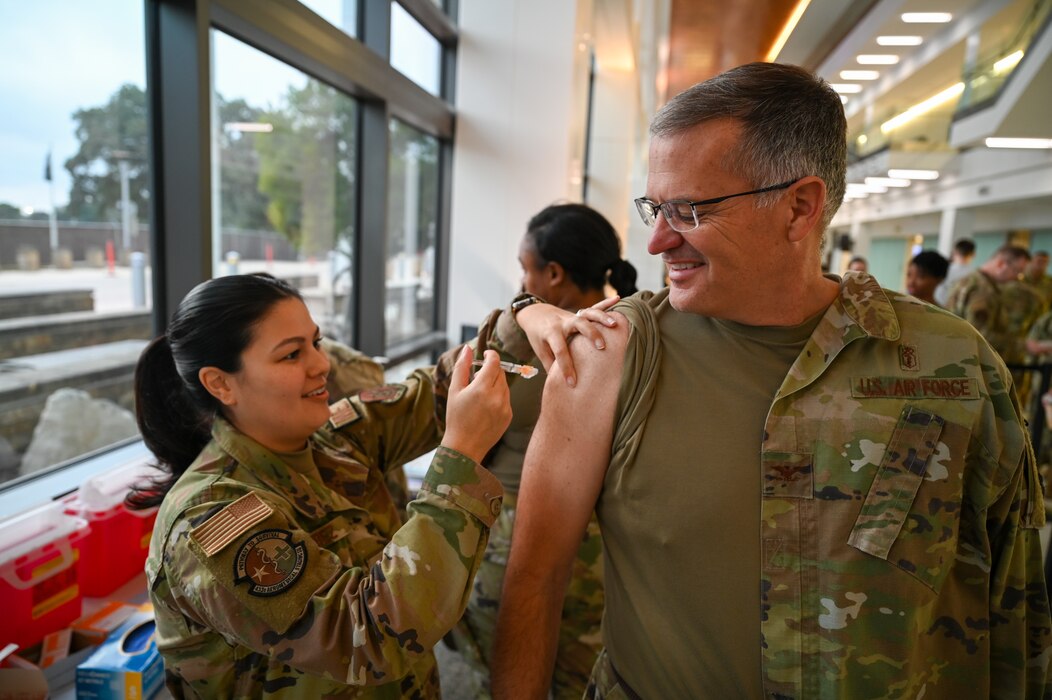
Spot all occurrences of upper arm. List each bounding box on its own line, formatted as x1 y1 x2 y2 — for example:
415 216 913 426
512 315 628 574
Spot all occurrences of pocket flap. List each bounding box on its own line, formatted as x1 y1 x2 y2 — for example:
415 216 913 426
847 405 945 559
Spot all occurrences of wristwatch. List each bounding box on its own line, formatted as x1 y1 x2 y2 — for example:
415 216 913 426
510 293 545 315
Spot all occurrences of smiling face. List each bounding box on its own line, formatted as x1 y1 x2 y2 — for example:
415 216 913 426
209 298 332 453
645 118 795 321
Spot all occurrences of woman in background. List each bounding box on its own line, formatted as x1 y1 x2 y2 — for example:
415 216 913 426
905 249 949 306
452 203 638 699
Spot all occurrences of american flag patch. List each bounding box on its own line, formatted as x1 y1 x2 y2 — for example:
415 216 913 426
190 492 273 557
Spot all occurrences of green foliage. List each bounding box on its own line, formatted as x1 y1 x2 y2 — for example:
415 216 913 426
254 81 357 257
65 83 148 223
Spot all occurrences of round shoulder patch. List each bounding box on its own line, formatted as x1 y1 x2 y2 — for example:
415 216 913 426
358 384 407 404
233 529 308 597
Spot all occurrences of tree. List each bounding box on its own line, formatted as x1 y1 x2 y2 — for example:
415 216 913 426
255 81 357 257
64 84 149 223
217 97 271 231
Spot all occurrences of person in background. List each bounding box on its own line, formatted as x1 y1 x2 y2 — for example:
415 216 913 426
945 244 1031 362
934 237 977 306
450 203 638 699
847 255 868 272
128 272 611 698
492 62 1050 699
905 249 948 305
1025 250 1052 307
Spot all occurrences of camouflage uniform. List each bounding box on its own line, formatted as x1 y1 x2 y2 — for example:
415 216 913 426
945 269 1014 360
146 365 504 699
321 337 412 513
999 281 1047 409
586 274 1050 698
450 358 605 700
1026 272 1052 309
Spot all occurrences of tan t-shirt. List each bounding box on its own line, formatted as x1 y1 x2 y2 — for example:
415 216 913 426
601 290 821 698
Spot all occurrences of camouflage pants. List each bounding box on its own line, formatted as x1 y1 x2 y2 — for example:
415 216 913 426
582 649 638 700
450 493 604 699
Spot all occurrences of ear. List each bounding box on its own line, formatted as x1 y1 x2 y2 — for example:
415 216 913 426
199 366 238 406
784 176 826 244
548 261 567 286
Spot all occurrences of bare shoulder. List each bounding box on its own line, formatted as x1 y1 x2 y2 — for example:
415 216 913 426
543 312 627 427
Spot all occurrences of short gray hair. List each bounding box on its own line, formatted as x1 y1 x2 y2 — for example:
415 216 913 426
650 62 847 232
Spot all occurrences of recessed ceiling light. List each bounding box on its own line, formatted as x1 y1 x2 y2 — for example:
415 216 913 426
985 137 1052 149
888 169 939 180
831 83 863 94
877 36 923 46
901 12 952 23
993 50 1024 73
865 177 911 187
840 70 880 80
857 54 900 65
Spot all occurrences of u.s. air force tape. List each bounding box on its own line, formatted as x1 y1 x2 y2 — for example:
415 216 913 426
850 376 979 400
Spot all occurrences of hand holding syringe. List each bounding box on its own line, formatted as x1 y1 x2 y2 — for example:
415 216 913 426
472 359 539 379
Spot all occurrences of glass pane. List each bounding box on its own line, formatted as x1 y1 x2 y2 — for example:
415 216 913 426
386 120 439 348
299 0 358 39
212 32 359 345
0 1 150 486
390 2 442 96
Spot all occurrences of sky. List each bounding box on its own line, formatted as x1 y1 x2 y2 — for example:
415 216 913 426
0 0 439 215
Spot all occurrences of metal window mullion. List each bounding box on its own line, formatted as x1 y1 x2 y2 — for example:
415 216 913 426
145 0 213 335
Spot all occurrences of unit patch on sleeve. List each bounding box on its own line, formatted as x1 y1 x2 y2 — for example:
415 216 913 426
233 529 308 597
190 492 273 556
358 384 407 404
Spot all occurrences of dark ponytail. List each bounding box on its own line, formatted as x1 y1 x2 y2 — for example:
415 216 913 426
127 273 301 509
525 203 638 297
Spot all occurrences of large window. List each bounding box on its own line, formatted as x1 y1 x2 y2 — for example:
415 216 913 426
212 32 360 343
386 120 440 348
0 1 150 488
0 0 456 507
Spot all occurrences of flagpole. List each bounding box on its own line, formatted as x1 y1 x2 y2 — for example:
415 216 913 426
46 149 58 254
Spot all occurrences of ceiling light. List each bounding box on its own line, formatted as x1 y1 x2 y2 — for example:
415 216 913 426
993 50 1024 74
877 36 923 46
888 169 939 180
880 82 964 133
847 183 887 194
857 134 868 145
901 12 952 23
857 54 900 65
840 70 880 80
765 0 812 62
831 83 863 94
865 177 911 187
985 138 1052 149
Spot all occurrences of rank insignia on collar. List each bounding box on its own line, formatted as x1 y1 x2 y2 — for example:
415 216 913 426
329 397 362 429
233 529 307 597
899 344 919 371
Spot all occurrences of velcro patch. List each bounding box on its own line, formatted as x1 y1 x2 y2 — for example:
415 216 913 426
851 376 979 400
328 397 362 429
190 492 273 556
233 529 307 597
358 384 407 404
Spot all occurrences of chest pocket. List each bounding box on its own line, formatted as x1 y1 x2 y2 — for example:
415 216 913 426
847 405 951 591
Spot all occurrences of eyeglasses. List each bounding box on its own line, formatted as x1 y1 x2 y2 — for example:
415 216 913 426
634 180 797 233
